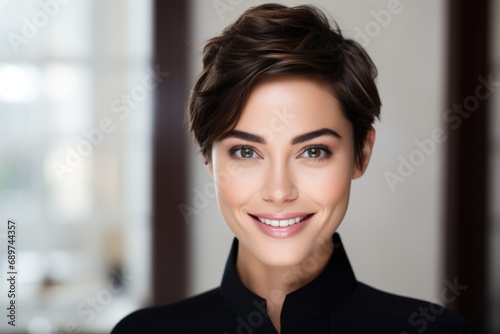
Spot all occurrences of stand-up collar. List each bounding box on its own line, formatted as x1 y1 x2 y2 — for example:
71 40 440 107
219 233 358 326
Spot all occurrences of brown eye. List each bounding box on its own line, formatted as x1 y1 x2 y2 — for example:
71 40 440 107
241 147 254 158
307 147 320 158
300 145 333 161
228 146 259 160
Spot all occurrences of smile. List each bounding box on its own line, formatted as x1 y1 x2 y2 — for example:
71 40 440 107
249 213 314 227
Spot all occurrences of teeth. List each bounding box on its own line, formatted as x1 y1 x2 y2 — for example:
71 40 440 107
256 215 309 227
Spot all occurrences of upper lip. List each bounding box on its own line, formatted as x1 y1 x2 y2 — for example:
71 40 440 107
249 212 313 220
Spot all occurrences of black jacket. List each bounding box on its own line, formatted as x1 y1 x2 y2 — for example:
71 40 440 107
111 233 474 333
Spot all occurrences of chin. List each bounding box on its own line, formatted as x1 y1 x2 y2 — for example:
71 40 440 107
260 253 305 268
249 240 317 268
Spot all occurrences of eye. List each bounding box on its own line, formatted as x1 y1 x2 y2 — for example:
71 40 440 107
228 145 260 160
300 145 333 161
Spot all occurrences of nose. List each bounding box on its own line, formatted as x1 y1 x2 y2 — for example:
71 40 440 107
260 159 298 204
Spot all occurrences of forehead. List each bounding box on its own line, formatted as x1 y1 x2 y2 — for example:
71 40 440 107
235 76 350 133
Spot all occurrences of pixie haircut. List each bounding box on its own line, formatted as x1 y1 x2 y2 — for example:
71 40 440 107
185 3 381 168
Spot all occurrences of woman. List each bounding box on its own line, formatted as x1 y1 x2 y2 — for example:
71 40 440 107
112 4 474 333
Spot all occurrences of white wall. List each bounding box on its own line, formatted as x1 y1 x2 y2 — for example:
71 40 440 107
186 0 446 305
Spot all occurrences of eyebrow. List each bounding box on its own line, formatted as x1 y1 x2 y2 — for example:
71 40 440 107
221 127 342 145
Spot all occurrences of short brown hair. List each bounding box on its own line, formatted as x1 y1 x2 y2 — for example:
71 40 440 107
185 3 381 167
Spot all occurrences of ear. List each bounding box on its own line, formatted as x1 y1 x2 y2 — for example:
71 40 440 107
352 127 376 179
204 154 214 177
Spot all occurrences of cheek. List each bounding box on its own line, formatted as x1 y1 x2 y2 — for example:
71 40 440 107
214 164 257 209
299 162 352 206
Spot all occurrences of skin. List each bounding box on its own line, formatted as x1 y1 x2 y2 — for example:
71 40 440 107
205 76 375 333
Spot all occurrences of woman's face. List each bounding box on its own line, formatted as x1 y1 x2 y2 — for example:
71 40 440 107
207 77 373 267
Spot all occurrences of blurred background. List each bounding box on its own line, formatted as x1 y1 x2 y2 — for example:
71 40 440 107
0 0 498 333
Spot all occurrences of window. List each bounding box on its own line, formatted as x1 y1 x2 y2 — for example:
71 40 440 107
0 0 152 332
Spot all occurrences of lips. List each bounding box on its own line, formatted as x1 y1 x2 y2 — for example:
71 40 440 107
254 215 310 227
249 213 313 227
249 213 314 238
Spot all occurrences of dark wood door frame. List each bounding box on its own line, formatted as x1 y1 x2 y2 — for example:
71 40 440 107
445 0 491 332
152 0 191 305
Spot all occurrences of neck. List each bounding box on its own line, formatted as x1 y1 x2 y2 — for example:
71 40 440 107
235 238 334 330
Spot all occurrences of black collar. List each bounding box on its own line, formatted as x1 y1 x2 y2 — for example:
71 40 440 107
219 233 358 326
